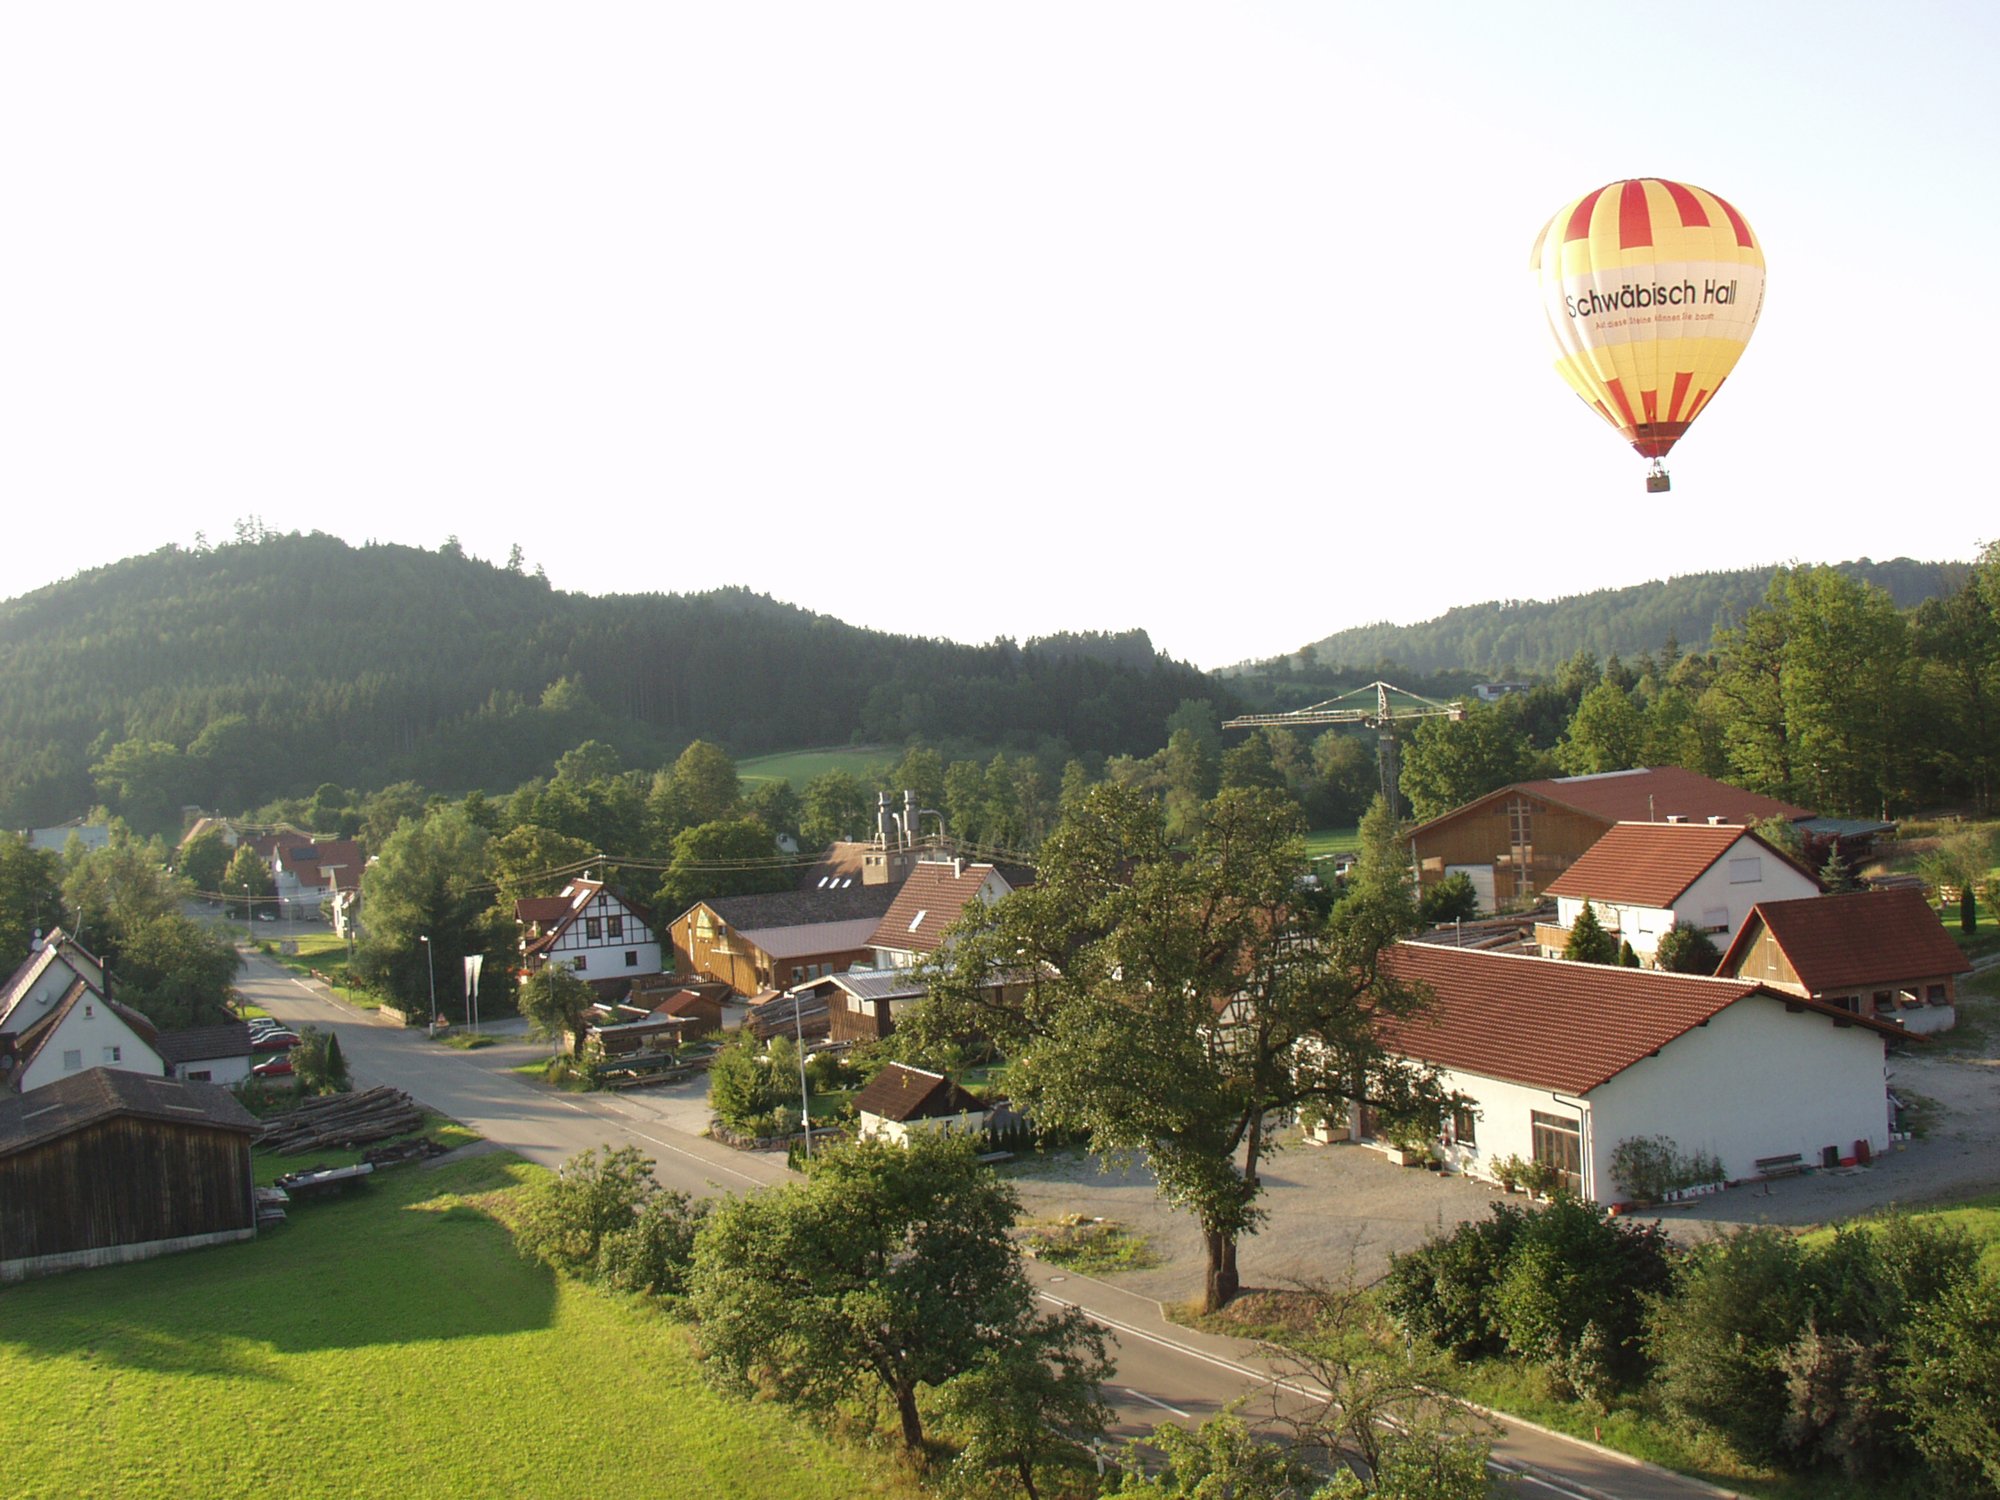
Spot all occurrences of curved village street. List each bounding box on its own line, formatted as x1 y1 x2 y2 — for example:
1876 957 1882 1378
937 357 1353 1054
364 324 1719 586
240 945 1789 1500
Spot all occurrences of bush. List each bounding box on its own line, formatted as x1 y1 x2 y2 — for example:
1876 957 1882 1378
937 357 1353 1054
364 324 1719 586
1489 1195 1671 1391
1609 1135 1724 1203
598 1189 710 1300
1648 1227 1812 1463
707 1028 787 1131
1654 921 1722 975
1382 1202 1527 1359
290 1026 351 1096
1895 1272 2000 1495
514 1146 659 1279
1418 872 1481 927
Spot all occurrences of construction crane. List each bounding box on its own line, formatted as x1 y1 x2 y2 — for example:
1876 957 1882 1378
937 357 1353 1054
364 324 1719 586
1223 680 1465 814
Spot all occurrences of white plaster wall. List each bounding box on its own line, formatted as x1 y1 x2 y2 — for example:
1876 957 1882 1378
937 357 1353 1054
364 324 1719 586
858 1108 988 1144
1589 995 1889 1193
1422 1067 1581 1186
1554 895 1675 958
16 1006 166 1092
174 1054 253 1086
1672 836 1818 949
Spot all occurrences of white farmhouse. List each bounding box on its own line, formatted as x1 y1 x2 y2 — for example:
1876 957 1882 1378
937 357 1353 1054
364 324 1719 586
0 932 167 1094
1538 820 1821 964
515 878 665 987
1369 943 1908 1204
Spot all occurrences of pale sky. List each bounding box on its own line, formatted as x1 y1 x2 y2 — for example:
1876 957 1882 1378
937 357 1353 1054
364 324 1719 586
4 3 1995 669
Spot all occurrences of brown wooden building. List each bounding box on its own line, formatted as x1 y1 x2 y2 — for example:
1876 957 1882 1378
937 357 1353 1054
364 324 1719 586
1406 766 1813 912
669 885 897 998
0 1068 258 1283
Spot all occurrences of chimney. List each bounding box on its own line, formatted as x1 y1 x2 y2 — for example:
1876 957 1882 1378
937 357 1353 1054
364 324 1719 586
1707 815 1726 826
876 792 893 848
1664 814 1685 824
903 789 918 850
953 857 964 878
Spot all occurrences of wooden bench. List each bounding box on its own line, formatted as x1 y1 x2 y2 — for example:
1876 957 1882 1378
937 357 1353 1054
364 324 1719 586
1755 1153 1805 1179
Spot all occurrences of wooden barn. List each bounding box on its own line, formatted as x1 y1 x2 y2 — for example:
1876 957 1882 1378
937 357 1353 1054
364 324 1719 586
0 1067 259 1283
1405 766 1813 911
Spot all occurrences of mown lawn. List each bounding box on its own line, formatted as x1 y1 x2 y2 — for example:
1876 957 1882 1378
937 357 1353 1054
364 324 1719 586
738 746 901 788
1304 826 1361 860
0 1154 920 1500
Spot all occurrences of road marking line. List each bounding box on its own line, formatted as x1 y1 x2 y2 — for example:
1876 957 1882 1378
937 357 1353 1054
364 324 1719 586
1120 1386 1190 1419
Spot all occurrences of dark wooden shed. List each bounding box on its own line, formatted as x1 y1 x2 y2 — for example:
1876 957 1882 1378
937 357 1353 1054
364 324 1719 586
0 1067 259 1283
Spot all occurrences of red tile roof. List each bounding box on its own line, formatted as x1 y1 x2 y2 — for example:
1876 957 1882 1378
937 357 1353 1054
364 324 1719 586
1377 942 1903 1096
1544 822 1817 908
1409 766 1812 838
868 860 1006 956
852 1063 983 1123
1720 888 1973 993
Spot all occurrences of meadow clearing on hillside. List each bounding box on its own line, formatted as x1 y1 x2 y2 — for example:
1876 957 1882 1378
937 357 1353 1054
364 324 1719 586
737 746 900 788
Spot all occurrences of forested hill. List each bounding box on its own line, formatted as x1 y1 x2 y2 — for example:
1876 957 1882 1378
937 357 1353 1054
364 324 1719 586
1281 558 1963 677
0 534 1228 829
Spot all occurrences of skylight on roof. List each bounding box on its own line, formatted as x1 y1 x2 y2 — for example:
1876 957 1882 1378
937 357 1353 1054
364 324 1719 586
908 910 928 932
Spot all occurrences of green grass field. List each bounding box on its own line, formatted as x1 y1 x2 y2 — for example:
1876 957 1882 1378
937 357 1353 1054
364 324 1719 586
738 746 901 788
0 1153 919 1500
1304 826 1361 860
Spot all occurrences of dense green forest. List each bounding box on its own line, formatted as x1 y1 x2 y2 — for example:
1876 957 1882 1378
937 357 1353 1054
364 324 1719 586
1256 557 1965 678
0 532 1230 830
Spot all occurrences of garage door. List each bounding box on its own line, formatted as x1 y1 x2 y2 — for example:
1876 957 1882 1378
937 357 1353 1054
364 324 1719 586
1445 864 1496 915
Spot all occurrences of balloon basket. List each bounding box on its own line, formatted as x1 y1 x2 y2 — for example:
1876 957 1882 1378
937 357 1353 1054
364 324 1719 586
1645 466 1671 494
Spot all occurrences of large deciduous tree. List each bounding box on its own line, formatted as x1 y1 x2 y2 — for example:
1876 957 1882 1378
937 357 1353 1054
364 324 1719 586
0 833 64 967
354 805 510 1018
916 785 1447 1312
1398 707 1532 823
690 1134 1110 1458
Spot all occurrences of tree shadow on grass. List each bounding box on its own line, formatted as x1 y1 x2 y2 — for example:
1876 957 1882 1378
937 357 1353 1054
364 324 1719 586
0 1155 557 1377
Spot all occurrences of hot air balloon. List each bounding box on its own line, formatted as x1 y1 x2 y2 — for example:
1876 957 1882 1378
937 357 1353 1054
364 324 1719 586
1530 178 1763 491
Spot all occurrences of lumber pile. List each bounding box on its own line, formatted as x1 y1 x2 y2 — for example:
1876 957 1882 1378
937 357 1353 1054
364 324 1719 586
256 1086 425 1154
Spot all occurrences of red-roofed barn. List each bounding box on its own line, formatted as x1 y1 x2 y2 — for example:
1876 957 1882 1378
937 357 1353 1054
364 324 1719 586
1717 888 1972 1036
1406 767 1813 911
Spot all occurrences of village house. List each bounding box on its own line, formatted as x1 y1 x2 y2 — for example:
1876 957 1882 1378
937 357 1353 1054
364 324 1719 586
669 883 898 998
0 1068 259 1282
516 877 665 990
853 1062 988 1144
153 1022 256 1086
868 858 1013 969
1536 820 1822 963
1360 943 1908 1204
1717 887 1972 1035
0 932 165 1094
1405 766 1813 912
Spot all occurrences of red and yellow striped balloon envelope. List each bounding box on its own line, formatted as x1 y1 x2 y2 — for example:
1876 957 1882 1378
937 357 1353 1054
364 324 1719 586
1530 178 1764 483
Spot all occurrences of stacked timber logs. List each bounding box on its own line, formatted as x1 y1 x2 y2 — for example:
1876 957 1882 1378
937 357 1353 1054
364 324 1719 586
256 1087 425 1154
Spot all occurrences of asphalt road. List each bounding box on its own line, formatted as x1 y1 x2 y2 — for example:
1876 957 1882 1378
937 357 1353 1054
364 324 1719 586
240 950 1732 1500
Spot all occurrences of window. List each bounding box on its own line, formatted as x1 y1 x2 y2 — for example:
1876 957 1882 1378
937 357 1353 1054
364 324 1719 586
1927 984 1948 1005
63 1049 83 1071
1728 856 1762 884
1451 1105 1478 1147
624 950 639 968
908 909 929 933
607 915 624 939
573 955 588 972
1872 990 1893 1014
1699 906 1730 934
1531 1110 1583 1194
103 1046 122 1064
584 917 603 940
791 967 805 983
188 1070 212 1082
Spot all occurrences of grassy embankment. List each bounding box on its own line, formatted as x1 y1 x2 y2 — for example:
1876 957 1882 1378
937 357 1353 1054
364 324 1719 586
0 1152 922 1500
1304 826 1361 862
248 931 381 1010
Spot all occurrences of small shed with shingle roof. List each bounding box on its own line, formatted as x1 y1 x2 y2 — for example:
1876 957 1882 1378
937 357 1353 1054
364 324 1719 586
852 1063 988 1145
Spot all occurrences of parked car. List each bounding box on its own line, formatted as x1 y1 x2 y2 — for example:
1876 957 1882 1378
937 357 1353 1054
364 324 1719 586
245 1016 283 1034
251 1055 294 1078
252 1030 300 1052
255 911 278 922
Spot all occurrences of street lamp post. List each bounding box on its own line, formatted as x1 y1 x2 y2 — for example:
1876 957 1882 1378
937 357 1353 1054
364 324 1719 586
242 883 252 945
793 993 812 1162
419 934 438 1030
